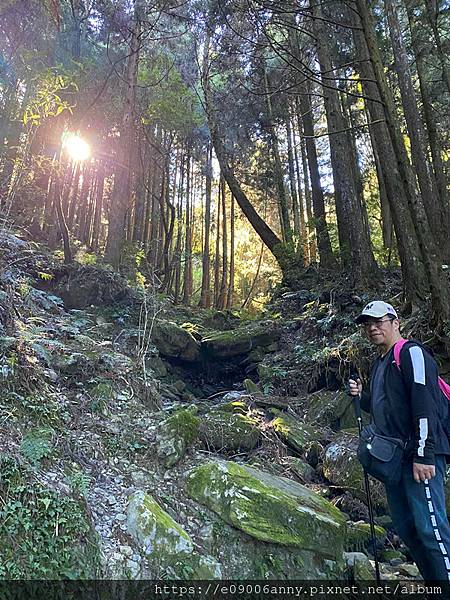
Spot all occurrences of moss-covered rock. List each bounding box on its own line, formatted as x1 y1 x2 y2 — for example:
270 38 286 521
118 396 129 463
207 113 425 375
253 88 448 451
127 491 220 578
156 408 200 467
152 320 200 362
270 409 326 454
345 521 386 553
202 322 280 359
215 400 248 414
53 264 135 309
323 432 387 509
187 460 347 561
380 549 407 563
199 409 260 452
200 509 346 579
303 390 365 431
345 552 376 581
282 456 316 482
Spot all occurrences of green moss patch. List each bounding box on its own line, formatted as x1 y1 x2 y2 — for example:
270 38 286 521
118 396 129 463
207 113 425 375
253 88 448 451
202 322 280 359
345 521 386 553
187 461 347 560
323 432 387 509
270 410 323 454
199 410 260 452
156 408 200 467
127 491 220 578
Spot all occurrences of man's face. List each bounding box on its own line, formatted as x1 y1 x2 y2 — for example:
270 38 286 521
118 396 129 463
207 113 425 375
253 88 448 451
362 316 399 346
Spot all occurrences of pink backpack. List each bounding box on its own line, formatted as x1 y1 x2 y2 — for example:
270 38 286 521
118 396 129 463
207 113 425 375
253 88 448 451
393 338 450 401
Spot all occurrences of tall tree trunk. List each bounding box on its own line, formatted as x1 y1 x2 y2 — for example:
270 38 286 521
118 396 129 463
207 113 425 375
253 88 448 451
296 91 334 267
66 161 81 229
71 0 83 59
133 133 148 243
217 177 228 309
404 0 449 252
213 179 221 307
160 155 176 292
182 151 193 305
423 0 450 94
75 161 92 239
340 87 373 256
263 64 292 243
386 0 445 251
313 0 378 282
199 143 213 308
83 171 97 245
227 193 235 309
104 3 140 267
286 113 302 243
172 160 184 304
53 158 73 264
365 107 393 253
355 0 449 320
147 127 164 268
292 121 309 262
143 151 155 250
91 165 104 251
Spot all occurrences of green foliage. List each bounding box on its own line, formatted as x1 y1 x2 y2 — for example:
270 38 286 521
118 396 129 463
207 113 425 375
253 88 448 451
37 271 54 281
74 248 97 266
258 363 288 394
141 55 203 134
4 390 66 427
20 429 52 464
0 456 100 578
23 68 77 126
65 465 92 498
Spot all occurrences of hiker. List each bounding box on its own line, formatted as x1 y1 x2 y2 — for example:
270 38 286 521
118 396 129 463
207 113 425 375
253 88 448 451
349 300 450 581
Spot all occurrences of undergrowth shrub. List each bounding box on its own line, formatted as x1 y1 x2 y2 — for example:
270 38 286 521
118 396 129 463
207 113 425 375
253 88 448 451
0 455 100 579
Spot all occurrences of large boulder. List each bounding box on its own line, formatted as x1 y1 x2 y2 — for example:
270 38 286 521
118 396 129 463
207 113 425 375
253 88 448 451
323 431 387 509
127 491 221 578
187 460 347 562
199 407 260 452
152 321 200 362
52 265 135 309
156 408 200 467
270 409 328 454
303 390 365 431
195 509 345 579
201 322 280 359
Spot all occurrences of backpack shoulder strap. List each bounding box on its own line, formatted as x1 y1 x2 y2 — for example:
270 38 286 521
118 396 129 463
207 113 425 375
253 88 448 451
393 338 409 369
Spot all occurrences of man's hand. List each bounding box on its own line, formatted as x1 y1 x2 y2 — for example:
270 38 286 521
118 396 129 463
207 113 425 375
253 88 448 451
348 378 363 396
413 462 435 482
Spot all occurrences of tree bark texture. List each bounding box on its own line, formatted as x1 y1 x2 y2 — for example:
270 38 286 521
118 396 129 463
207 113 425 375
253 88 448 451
313 0 378 282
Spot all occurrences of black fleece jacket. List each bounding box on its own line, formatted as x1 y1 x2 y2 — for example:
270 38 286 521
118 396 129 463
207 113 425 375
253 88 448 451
361 340 450 465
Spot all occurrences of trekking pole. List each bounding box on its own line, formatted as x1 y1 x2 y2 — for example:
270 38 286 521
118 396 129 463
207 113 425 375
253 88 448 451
349 375 381 585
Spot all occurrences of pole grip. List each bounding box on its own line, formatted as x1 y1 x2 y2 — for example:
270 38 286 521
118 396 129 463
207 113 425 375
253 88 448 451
353 395 362 420
349 373 362 420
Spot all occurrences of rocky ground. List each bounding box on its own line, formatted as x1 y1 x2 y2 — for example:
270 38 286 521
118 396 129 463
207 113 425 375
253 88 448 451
1 229 446 582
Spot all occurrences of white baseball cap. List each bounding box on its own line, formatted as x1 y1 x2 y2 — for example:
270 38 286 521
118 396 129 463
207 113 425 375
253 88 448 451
355 300 398 324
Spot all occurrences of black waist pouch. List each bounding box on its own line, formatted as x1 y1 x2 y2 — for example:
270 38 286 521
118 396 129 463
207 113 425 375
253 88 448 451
357 424 407 486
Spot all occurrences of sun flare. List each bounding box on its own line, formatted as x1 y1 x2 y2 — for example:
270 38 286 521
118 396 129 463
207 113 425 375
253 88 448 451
62 133 90 161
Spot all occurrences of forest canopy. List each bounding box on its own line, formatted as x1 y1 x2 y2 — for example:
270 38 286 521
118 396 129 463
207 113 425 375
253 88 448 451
0 0 448 317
